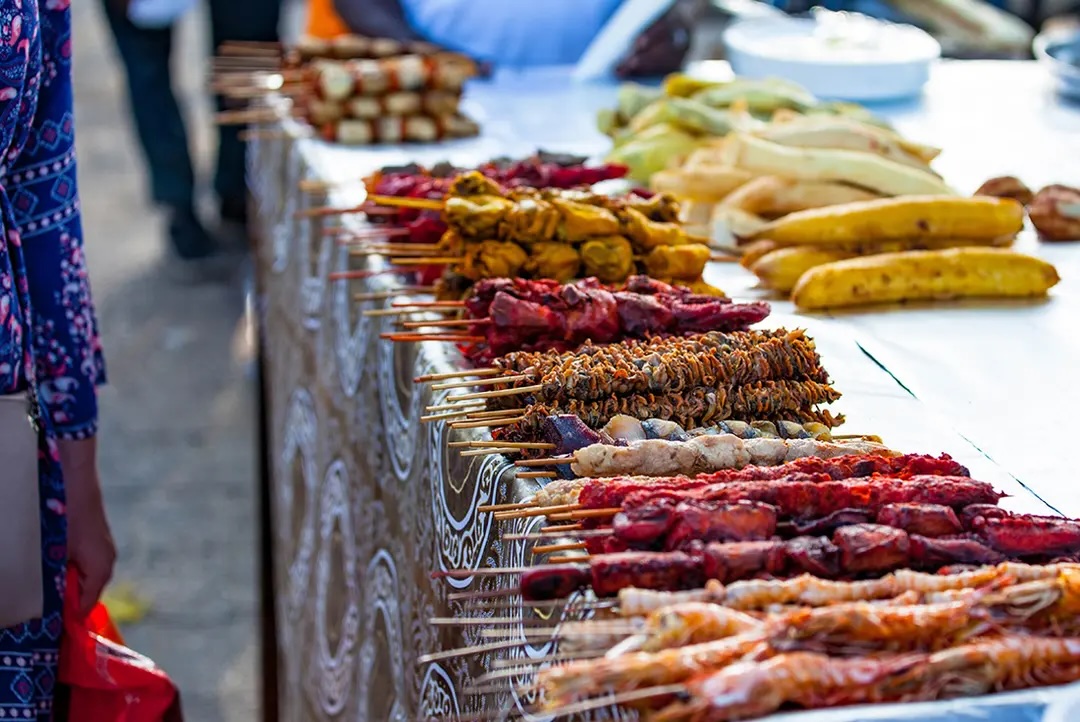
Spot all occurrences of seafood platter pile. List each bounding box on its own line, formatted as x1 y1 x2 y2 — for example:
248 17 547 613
290 73 1080 721
211 35 481 144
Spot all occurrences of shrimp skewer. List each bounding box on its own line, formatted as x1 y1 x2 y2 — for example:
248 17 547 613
649 652 924 722
537 599 985 705
615 562 1080 615
885 635 1080 701
537 635 767 709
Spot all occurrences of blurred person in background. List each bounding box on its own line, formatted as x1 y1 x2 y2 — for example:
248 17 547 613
0 1 114 718
99 0 283 271
316 0 705 77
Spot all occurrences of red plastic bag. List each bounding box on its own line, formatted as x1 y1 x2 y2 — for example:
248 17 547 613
58 567 182 722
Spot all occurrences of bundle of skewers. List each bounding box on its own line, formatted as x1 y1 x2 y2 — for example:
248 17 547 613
310 152 629 242
353 171 725 297
426 451 1080 720
377 276 769 364
416 326 843 450
211 36 481 144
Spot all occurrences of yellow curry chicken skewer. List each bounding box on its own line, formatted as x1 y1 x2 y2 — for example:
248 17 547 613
365 171 717 284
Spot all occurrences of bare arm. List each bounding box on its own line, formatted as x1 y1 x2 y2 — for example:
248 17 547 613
331 0 423 41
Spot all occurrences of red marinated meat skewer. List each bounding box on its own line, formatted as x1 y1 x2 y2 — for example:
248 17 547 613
517 522 1015 601
458 277 771 364
593 500 965 554
570 453 972 511
615 476 1002 518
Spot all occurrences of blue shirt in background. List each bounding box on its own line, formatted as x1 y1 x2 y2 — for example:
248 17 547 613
398 0 626 68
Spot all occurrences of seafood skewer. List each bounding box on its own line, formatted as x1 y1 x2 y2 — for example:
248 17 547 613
536 575 1080 711
514 433 893 479
644 636 1080 722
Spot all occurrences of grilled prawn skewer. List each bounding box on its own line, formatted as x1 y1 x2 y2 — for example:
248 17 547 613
648 635 1080 722
614 561 1077 616
539 576 1080 709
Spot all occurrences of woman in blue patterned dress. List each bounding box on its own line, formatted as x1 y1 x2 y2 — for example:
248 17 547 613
0 1 114 719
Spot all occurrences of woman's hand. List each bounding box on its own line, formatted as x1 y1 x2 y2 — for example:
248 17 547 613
615 0 701 79
58 438 116 617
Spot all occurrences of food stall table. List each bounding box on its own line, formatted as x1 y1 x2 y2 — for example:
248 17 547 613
248 60 1080 722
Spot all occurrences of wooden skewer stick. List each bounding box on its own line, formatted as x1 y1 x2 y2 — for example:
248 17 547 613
430 372 524 390
439 412 521 427
477 629 632 646
415 638 525 666
541 523 583 533
446 587 517 603
448 417 523 430
367 194 443 210
425 401 482 413
381 333 485 343
479 623 638 641
479 599 615 616
363 306 455 318
399 318 490 330
437 567 529 578
505 528 610 542
468 408 526 419
420 407 485 421
373 244 443 255
389 256 462 266
298 177 347 193
446 439 550 449
392 299 464 308
492 503 581 521
353 286 434 302
477 501 536 513
427 616 530 627
356 244 441 255
549 507 620 522
419 408 486 423
445 383 543 403
532 542 587 555
517 470 557 479
415 367 499 383
426 708 506 722
458 448 514 458
515 457 571 467
548 554 590 564
470 660 596 686
488 649 609 672
540 685 687 719
328 267 423 281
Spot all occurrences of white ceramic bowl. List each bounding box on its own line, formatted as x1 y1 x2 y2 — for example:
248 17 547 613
723 16 941 102
1033 29 1080 100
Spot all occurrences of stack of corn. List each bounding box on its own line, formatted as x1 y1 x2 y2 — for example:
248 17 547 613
598 73 889 183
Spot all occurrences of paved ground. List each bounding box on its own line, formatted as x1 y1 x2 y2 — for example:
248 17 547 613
71 4 266 721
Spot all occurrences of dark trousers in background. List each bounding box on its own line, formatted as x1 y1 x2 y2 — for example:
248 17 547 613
100 0 283 216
